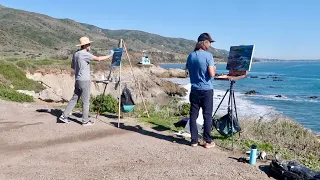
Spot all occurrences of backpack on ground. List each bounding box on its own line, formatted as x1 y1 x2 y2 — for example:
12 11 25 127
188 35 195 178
269 160 320 180
120 86 135 112
213 113 241 137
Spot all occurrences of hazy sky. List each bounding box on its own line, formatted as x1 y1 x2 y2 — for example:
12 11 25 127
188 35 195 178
1 0 319 60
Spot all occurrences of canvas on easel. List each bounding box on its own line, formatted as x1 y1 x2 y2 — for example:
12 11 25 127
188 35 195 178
226 45 255 73
111 48 124 67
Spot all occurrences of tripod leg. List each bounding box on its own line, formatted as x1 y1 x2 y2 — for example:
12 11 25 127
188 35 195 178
232 91 238 121
213 90 229 117
229 92 234 151
232 91 241 137
95 84 107 119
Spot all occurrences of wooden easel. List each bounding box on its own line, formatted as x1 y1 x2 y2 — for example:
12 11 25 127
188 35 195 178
95 39 150 128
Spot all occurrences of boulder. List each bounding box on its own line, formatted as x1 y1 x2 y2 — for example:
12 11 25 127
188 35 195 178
38 89 67 102
245 90 257 95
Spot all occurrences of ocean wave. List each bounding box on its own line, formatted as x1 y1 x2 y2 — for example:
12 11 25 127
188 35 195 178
181 83 279 121
245 94 320 103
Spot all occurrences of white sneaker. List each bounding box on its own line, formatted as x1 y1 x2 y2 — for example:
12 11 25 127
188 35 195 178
82 120 94 126
59 115 71 123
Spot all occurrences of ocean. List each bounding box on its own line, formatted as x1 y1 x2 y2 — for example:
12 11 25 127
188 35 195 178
160 61 320 134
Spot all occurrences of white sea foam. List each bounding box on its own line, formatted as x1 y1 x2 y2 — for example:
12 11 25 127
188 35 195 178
179 82 280 122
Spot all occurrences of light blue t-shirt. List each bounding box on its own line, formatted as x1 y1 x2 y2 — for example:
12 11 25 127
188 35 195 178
186 50 215 90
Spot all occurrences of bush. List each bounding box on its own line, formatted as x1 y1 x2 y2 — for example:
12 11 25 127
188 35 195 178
0 84 34 102
175 102 190 116
75 94 118 114
92 94 118 113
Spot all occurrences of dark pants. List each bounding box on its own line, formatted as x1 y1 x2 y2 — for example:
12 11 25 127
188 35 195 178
189 89 213 144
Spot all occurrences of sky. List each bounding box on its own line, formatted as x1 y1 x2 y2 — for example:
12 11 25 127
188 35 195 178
1 0 319 60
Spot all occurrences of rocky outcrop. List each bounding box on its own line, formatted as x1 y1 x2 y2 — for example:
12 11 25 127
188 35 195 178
26 65 188 104
150 66 187 78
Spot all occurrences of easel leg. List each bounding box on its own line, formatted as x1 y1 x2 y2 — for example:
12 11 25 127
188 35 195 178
96 83 108 119
213 90 229 117
122 40 150 118
118 61 121 128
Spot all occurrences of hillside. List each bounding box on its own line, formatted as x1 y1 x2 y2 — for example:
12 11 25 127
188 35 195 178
0 5 228 63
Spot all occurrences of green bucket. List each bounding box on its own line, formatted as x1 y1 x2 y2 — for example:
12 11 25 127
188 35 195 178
122 105 135 112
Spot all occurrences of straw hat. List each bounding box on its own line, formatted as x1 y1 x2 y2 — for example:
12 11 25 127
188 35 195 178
76 36 93 46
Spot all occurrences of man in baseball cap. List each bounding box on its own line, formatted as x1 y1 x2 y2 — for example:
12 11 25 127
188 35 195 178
186 32 216 148
197 32 215 43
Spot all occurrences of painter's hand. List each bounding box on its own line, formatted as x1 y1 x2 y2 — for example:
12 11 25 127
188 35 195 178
109 50 114 57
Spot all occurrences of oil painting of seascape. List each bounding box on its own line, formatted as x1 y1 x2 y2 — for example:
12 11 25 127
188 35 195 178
111 48 124 66
226 45 255 71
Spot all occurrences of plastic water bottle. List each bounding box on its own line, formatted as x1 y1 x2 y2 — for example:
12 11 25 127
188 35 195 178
249 144 257 165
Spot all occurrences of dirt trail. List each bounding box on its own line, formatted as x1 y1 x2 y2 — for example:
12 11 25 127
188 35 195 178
0 100 273 180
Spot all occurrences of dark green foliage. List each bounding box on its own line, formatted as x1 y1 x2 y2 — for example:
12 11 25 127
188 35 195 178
92 94 118 113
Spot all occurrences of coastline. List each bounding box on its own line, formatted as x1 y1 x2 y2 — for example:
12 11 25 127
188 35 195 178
167 78 279 121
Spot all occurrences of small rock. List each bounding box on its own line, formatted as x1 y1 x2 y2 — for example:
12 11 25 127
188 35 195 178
245 90 257 95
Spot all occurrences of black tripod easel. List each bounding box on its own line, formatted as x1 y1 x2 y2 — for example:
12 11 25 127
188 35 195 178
212 80 239 151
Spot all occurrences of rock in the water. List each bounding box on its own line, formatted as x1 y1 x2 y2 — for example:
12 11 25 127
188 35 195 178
245 90 257 95
310 96 318 99
275 95 282 98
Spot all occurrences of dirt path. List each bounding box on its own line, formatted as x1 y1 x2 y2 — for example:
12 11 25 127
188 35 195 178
0 100 273 180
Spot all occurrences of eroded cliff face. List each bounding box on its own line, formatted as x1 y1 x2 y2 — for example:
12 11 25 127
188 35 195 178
25 66 188 104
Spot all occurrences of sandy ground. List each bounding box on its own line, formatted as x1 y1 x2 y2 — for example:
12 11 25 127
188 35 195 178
0 100 274 180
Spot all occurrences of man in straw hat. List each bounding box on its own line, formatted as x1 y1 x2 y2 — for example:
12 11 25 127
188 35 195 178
59 36 114 126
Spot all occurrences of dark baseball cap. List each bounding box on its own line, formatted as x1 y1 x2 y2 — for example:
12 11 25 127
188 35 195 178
198 33 215 43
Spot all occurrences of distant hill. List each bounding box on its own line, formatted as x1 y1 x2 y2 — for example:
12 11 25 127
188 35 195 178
0 5 229 63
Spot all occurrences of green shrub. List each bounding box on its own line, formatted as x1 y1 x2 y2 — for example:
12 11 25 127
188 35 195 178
175 103 190 116
0 84 34 102
75 94 118 114
92 94 118 113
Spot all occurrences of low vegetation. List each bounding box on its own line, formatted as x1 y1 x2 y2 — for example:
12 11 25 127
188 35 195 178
0 84 34 102
131 100 320 171
0 60 45 102
0 61 45 92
